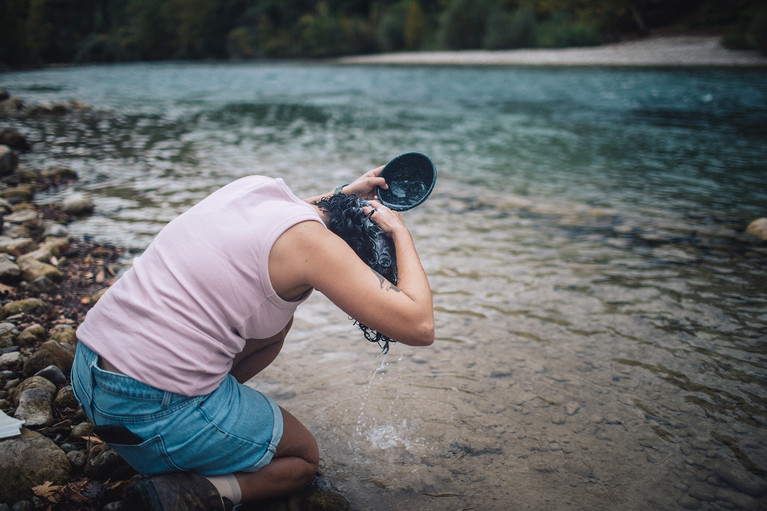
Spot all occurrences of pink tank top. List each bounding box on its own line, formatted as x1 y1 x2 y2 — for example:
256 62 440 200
76 176 323 395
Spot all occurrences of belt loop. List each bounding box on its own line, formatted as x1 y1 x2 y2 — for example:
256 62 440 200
161 391 172 408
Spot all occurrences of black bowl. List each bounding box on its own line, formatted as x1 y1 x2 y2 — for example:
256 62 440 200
377 152 436 211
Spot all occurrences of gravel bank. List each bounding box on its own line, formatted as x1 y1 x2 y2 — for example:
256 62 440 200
336 36 767 67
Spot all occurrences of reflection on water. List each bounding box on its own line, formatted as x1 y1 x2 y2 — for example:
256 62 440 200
2 63 766 510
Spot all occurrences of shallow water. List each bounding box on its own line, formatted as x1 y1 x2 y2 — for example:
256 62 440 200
2 63 767 510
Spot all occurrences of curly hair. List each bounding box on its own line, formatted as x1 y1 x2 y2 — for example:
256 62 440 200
316 193 398 352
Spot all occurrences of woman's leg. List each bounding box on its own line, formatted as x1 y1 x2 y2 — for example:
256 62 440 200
235 406 319 502
229 317 293 383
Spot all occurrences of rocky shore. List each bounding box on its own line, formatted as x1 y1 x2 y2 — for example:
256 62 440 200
0 91 350 511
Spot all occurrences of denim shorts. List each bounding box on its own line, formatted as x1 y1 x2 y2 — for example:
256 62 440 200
71 341 283 476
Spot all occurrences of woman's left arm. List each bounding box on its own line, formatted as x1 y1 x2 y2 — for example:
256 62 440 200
269 219 434 347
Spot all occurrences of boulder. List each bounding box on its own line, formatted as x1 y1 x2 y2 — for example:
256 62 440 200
3 209 38 224
0 254 20 285
54 385 79 409
50 327 77 345
0 145 18 177
0 128 31 152
18 237 69 262
17 324 45 347
0 351 22 371
18 257 63 283
745 217 767 241
22 340 75 377
34 364 67 387
0 184 34 202
14 385 55 427
0 236 37 255
0 428 71 503
12 376 56 407
41 166 77 181
1 298 46 319
84 443 136 482
25 276 57 293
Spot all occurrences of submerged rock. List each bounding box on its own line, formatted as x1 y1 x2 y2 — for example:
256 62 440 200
61 194 95 216
745 217 767 241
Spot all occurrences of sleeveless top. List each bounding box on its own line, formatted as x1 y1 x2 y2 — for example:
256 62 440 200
76 176 323 395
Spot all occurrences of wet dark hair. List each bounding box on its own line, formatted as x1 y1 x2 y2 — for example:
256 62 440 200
317 193 397 353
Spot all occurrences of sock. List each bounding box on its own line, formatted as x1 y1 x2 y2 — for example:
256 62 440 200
204 473 242 506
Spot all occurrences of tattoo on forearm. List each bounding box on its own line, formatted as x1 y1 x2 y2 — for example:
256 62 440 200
372 269 401 292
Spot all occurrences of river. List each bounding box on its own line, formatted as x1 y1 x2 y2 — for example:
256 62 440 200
2 62 767 510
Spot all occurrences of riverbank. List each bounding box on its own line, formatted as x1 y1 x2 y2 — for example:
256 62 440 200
0 93 352 510
336 35 767 67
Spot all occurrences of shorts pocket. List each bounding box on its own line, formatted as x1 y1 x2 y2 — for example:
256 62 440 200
109 435 180 476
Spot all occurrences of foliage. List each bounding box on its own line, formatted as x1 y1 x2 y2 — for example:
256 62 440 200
535 11 601 48
0 0 762 67
484 5 536 49
750 8 767 56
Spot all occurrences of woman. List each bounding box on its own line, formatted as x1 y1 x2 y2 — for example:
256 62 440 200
70 165 434 510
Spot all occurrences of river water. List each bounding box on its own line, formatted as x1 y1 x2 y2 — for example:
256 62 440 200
2 63 767 510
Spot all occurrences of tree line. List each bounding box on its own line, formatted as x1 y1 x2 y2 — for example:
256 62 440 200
1 0 765 68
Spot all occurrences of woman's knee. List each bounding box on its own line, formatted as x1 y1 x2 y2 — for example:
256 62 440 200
276 407 319 468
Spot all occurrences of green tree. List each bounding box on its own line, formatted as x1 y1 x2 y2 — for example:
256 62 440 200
438 0 494 50
125 0 172 60
403 0 430 50
165 0 217 58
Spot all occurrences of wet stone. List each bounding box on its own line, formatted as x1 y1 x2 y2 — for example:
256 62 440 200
677 495 701 510
688 483 716 502
565 401 582 416
716 465 767 497
715 487 759 510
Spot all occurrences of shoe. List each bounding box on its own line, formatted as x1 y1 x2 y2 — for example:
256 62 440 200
123 472 233 511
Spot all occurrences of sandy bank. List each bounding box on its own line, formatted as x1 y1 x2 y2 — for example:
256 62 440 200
336 36 767 67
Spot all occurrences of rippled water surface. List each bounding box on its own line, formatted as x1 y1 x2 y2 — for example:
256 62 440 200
2 63 767 510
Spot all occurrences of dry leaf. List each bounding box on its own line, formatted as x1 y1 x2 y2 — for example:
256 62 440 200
32 481 63 503
81 435 104 444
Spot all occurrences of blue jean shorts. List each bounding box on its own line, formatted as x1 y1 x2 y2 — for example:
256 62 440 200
71 341 283 476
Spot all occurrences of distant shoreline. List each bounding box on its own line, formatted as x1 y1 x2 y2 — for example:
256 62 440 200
335 36 767 68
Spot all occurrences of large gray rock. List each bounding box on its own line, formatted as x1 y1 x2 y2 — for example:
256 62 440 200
0 428 71 503
14 386 55 427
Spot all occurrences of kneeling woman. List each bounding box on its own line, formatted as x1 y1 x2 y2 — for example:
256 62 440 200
70 166 434 510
